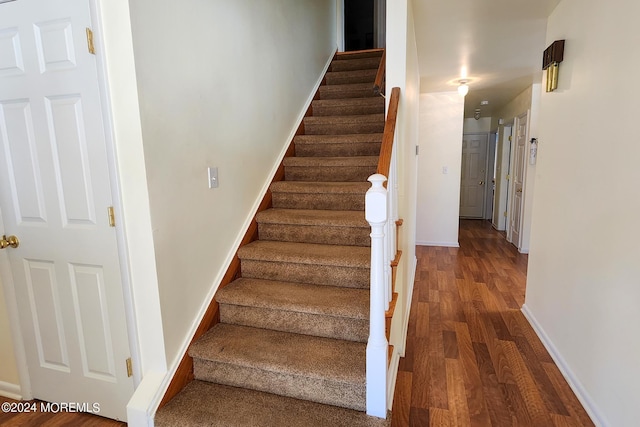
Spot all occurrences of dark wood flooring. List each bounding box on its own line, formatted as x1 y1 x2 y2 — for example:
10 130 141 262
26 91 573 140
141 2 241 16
391 219 594 427
0 220 593 426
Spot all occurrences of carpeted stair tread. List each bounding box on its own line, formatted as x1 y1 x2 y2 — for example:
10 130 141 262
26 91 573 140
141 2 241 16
330 56 381 72
334 49 384 60
257 208 367 228
283 156 378 182
217 278 369 319
295 133 383 145
190 324 365 384
270 181 370 194
294 134 383 155
325 69 378 85
270 181 369 211
312 97 384 116
319 83 377 99
256 208 369 246
189 324 366 409
217 278 369 342
238 240 369 268
155 381 390 427
284 156 378 168
304 114 384 135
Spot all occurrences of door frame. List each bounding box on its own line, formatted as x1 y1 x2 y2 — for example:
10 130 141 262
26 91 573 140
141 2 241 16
506 111 530 248
0 0 157 405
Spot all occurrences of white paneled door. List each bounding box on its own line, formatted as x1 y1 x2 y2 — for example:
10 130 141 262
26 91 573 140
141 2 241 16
460 134 489 218
0 0 133 420
508 112 528 248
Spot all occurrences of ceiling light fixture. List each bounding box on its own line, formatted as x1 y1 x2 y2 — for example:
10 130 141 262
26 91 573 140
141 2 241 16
457 81 469 96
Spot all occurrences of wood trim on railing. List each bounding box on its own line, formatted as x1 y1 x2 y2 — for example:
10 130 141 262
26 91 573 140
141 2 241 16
158 101 315 409
373 49 386 96
376 87 401 178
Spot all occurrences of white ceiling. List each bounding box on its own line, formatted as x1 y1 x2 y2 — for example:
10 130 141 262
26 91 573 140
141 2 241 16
412 0 562 118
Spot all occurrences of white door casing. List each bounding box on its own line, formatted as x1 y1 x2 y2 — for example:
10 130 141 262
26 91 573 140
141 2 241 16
508 112 528 247
0 0 133 420
460 133 489 218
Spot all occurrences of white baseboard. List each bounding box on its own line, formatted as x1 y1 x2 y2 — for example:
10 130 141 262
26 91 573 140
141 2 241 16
0 381 21 400
415 240 460 248
521 305 608 427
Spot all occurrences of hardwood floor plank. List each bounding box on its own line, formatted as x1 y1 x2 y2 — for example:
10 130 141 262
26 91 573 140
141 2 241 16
408 407 429 427
428 303 449 410
472 342 513 427
501 340 554 426
446 358 471 427
415 302 430 338
542 362 595 427
513 336 569 416
443 330 459 359
453 322 492 427
392 371 413 427
429 408 452 427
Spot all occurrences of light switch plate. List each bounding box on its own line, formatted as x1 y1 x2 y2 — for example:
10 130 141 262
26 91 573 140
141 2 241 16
208 167 218 188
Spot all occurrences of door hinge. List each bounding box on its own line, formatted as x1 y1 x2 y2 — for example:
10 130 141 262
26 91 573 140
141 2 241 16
415 145 419 155
504 211 508 217
107 206 116 227
508 135 512 142
126 357 133 377
506 174 510 180
86 28 95 55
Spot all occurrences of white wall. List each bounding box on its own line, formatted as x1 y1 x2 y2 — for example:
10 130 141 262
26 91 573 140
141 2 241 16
128 0 337 368
525 1 640 426
0 274 19 397
463 117 492 134
416 93 464 246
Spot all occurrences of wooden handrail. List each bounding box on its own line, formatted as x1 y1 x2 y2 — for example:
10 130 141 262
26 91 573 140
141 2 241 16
376 87 401 178
373 50 386 96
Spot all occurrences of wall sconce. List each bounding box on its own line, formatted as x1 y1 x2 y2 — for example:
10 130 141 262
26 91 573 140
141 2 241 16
457 81 469 96
543 40 565 92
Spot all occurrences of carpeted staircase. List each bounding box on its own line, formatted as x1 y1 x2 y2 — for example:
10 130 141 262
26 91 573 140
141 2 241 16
155 50 390 427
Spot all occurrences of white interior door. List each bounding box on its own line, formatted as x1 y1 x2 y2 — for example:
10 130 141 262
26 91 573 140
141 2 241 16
508 113 528 247
460 134 488 218
0 0 132 420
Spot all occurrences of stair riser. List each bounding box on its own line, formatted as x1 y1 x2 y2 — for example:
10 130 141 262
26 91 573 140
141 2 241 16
285 166 376 182
271 193 365 211
295 142 381 157
304 122 384 135
330 57 381 72
258 223 370 247
325 71 377 85
240 260 369 288
219 305 368 342
192 359 365 411
319 86 376 99
312 103 384 116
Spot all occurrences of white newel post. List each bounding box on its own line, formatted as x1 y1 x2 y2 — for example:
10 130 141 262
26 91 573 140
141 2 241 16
365 173 389 417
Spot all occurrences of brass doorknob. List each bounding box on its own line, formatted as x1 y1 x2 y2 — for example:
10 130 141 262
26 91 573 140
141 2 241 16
0 235 19 249
479 181 484 185
516 188 523 193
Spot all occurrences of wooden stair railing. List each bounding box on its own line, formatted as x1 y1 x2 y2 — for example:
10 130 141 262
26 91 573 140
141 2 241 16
376 87 400 178
373 50 386 96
